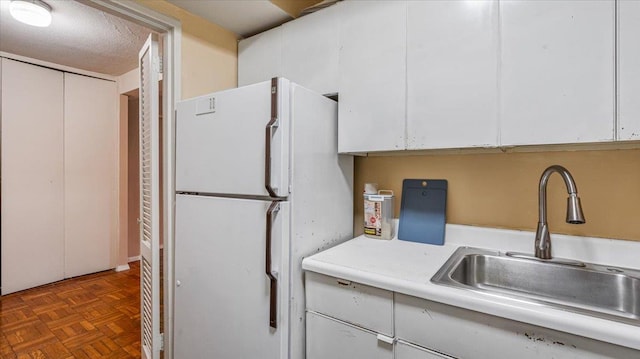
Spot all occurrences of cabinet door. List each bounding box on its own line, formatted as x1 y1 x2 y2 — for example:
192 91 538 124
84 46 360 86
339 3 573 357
338 1 407 153
64 73 118 278
395 294 638 359
306 311 393 359
407 0 498 150
396 340 453 359
1 58 64 294
500 0 615 146
282 4 339 95
618 0 640 140
238 26 282 86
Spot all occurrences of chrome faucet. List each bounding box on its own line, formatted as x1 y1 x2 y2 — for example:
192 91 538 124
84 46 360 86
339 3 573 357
535 165 586 259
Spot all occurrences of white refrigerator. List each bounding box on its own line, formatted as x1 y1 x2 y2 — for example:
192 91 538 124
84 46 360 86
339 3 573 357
174 78 353 358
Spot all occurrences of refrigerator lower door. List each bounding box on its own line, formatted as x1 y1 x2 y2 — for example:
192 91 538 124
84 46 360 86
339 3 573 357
174 194 289 359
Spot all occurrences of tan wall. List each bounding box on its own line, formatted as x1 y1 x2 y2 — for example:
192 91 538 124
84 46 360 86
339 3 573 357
135 0 239 98
270 0 323 17
355 149 640 241
128 97 141 258
118 95 129 266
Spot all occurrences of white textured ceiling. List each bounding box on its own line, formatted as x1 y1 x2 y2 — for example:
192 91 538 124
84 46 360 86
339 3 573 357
165 0 293 37
0 0 152 76
0 0 304 76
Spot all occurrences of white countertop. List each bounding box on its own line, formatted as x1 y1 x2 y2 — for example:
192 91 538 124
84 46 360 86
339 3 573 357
302 223 640 350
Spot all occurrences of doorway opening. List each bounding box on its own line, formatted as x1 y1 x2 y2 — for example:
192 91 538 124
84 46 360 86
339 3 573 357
0 1 179 358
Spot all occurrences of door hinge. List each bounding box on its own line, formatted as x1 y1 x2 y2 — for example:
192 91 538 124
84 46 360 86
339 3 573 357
159 332 165 351
153 55 161 74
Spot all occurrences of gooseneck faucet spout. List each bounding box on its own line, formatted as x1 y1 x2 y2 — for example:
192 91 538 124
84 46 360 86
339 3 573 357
535 165 586 259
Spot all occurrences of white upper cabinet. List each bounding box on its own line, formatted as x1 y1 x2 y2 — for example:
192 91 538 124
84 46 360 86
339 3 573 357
238 26 283 86
338 1 407 153
239 0 629 153
282 4 340 95
618 0 640 141
238 5 340 94
407 0 499 150
500 0 615 146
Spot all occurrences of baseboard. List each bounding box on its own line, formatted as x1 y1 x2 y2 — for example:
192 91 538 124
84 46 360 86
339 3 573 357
115 264 131 272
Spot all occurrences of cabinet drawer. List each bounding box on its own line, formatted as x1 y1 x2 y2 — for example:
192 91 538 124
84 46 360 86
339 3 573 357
306 311 393 359
396 340 454 359
395 294 638 359
305 271 393 336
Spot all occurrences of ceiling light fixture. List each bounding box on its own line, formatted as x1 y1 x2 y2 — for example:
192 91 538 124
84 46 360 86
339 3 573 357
9 0 52 27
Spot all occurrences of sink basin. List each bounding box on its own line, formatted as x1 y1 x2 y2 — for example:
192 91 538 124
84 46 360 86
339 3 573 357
431 247 640 326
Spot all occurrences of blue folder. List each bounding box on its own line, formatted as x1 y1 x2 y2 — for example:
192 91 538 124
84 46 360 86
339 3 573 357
398 179 448 245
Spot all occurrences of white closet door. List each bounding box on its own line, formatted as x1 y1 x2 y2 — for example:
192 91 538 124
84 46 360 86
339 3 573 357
1 58 65 294
63 73 117 278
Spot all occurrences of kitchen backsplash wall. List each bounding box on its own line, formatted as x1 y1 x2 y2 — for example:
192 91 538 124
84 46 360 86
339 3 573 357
354 148 640 241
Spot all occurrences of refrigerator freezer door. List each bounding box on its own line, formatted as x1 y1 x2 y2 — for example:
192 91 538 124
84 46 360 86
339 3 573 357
174 194 289 359
176 79 290 197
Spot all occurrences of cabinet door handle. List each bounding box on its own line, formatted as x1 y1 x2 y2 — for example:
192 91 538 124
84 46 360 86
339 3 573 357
337 279 351 286
377 333 395 345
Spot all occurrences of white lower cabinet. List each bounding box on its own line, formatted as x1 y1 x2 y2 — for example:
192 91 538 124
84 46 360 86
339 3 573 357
306 273 639 359
395 294 639 359
305 273 451 358
395 341 451 359
306 312 393 359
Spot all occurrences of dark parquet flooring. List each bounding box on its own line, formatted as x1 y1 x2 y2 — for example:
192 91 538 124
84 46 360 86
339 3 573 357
0 261 141 358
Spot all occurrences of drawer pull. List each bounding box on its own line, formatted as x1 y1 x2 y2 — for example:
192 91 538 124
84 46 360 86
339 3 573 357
377 333 395 344
337 279 351 286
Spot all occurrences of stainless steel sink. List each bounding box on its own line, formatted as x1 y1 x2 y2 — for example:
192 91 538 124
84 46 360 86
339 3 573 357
431 247 640 326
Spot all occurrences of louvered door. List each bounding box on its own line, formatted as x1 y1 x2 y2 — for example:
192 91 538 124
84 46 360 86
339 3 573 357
139 34 162 359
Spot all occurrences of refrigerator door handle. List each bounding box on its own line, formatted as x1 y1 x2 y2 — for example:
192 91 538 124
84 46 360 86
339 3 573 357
265 77 284 199
265 116 279 197
266 200 281 329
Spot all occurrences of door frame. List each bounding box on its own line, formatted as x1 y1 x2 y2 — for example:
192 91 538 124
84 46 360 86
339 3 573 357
85 1 180 358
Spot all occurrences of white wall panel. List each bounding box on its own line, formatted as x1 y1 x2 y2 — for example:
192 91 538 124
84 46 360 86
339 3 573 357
238 27 282 86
